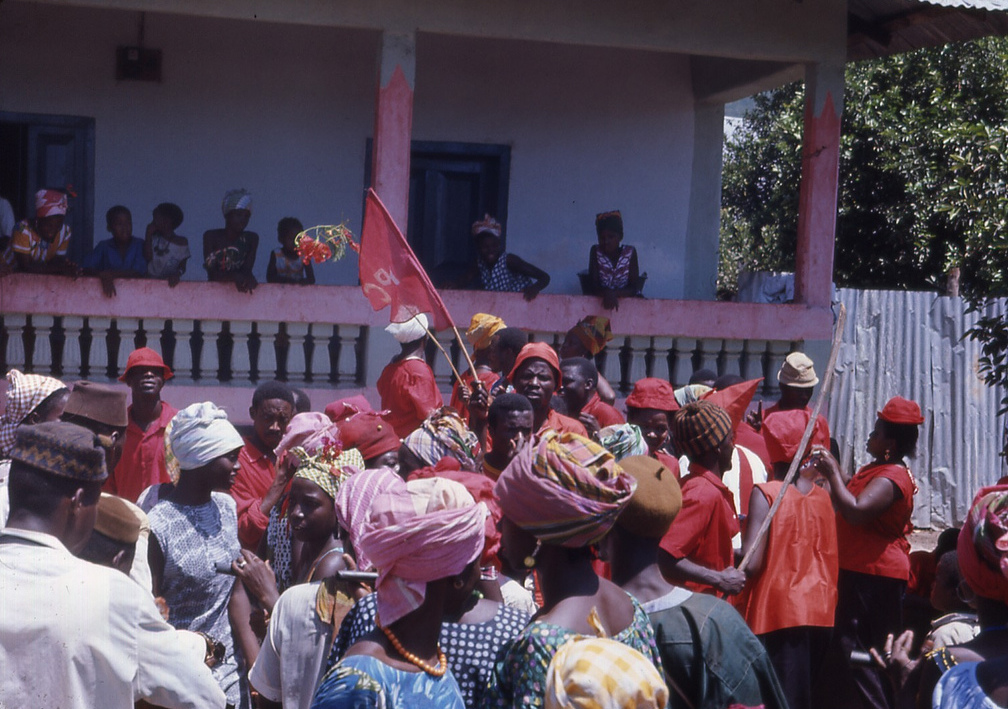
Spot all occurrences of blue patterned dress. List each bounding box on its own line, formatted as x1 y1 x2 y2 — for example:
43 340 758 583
147 492 245 707
311 654 466 709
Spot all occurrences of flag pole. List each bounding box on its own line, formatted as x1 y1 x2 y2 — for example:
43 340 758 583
426 330 466 388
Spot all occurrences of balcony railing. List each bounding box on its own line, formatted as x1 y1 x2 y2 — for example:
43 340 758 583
0 274 832 401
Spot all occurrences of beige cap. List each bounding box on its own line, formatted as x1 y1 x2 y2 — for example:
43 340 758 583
778 352 819 388
94 493 142 544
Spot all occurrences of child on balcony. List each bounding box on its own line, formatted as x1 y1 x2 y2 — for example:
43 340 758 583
3 189 81 277
266 217 314 285
144 202 190 286
587 210 643 310
83 205 148 297
204 188 259 293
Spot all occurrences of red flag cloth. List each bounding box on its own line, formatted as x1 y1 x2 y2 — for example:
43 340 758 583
359 188 454 331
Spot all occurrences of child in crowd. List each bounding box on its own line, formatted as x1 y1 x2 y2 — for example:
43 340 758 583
3 189 80 276
587 210 642 309
83 205 147 297
266 217 314 285
144 202 190 286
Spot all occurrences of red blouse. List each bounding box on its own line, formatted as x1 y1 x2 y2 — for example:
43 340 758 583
836 463 915 581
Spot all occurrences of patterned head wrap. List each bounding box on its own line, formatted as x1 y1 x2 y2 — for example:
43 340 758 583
293 447 365 500
35 189 68 218
401 407 480 469
167 402 244 472
545 637 669 709
495 430 637 548
957 485 1008 605
274 412 331 462
221 188 253 215
672 401 732 460
471 214 502 238
0 369 66 456
359 476 487 624
466 313 507 352
673 383 713 408
597 424 650 461
595 210 624 237
335 467 403 571
569 316 613 356
11 421 108 482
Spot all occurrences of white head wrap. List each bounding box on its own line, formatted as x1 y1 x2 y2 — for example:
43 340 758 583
221 188 253 215
168 402 244 471
385 314 429 344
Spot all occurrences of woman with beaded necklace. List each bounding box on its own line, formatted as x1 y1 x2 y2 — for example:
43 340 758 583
310 474 487 709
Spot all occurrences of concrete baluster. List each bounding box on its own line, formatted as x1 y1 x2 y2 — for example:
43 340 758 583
61 316 85 379
4 314 27 371
765 341 791 397
31 315 55 375
337 325 362 384
670 338 696 387
286 323 310 383
741 340 766 383
309 324 334 383
115 318 140 378
172 320 196 381
696 339 721 375
142 318 166 357
721 339 744 379
257 322 280 381
627 336 650 386
651 336 675 382
199 320 224 381
88 317 112 379
230 321 254 383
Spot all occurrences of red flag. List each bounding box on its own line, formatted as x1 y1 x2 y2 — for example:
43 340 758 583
359 188 454 331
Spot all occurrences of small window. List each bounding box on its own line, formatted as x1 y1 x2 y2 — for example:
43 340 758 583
365 140 511 287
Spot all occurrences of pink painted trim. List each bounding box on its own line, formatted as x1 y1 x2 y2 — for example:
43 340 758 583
0 274 834 341
371 64 414 231
795 91 841 310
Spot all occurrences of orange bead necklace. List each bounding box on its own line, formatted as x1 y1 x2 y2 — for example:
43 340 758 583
376 615 448 678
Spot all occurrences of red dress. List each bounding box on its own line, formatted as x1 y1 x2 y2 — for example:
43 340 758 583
376 357 444 438
105 402 178 503
836 463 915 581
736 481 839 634
581 392 626 428
659 463 740 595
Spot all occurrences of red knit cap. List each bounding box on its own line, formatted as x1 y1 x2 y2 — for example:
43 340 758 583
626 378 679 412
508 342 562 385
878 396 924 425
338 411 401 461
118 347 173 382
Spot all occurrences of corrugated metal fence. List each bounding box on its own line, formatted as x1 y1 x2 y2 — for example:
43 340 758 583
827 289 1007 528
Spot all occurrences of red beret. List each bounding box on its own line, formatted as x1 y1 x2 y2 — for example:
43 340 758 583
508 342 561 384
878 396 924 426
324 395 374 423
338 411 400 461
626 378 679 412
118 347 173 382
762 409 830 465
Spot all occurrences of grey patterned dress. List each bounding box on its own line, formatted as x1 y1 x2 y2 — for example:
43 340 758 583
148 492 246 707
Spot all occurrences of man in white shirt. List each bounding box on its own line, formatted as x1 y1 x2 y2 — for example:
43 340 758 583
0 421 226 709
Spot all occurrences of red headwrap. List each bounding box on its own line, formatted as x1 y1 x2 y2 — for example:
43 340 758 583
702 378 762 432
761 409 830 465
626 378 679 412
957 485 1008 605
324 395 374 423
35 189 68 218
878 397 925 425
338 411 401 461
508 342 562 385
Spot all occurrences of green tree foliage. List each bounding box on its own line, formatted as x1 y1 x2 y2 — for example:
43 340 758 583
720 37 1008 297
721 36 1008 406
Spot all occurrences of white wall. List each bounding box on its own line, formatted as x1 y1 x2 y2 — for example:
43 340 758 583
1 4 703 297
413 34 696 298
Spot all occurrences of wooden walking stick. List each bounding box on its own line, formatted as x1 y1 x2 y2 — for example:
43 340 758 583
737 303 847 574
427 330 467 389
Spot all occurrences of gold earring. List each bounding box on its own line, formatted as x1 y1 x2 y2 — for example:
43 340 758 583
524 540 542 569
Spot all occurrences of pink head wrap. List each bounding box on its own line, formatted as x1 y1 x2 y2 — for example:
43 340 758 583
359 477 487 625
495 430 637 548
274 412 332 460
0 370 66 456
957 485 1008 605
335 467 404 571
35 189 68 218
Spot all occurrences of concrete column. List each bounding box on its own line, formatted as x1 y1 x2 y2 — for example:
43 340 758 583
372 31 416 231
794 61 844 309
683 102 726 300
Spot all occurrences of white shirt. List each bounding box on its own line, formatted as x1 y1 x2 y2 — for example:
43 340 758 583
0 527 226 709
249 581 332 709
679 445 768 550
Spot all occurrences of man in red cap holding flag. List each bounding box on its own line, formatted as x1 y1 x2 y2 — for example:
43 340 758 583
104 347 177 502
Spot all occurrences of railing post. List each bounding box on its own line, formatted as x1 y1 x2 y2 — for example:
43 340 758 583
142 318 167 357
765 341 791 398
5 314 27 371
626 336 650 386
258 322 280 382
310 324 334 383
31 315 55 375
115 317 141 377
200 320 224 381
87 317 112 379
670 338 696 386
721 339 744 379
286 323 310 383
650 336 675 382
62 316 86 379
337 325 362 385
741 340 766 383
231 321 254 383
173 320 196 382
695 339 720 376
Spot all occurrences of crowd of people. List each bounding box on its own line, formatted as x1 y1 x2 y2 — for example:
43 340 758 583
1 308 1007 709
0 189 643 308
